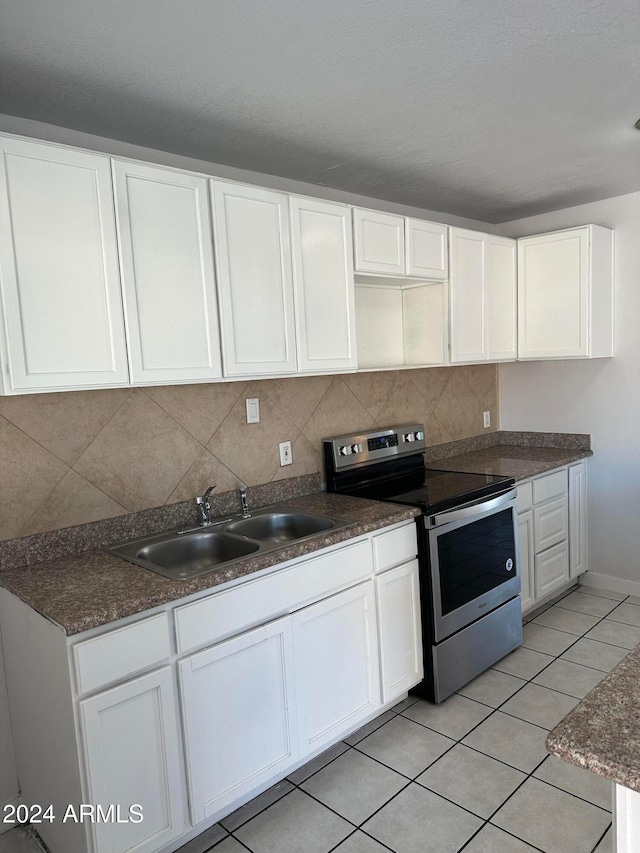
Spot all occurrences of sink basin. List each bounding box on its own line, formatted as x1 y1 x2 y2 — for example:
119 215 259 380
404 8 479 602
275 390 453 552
225 512 335 542
109 506 354 580
110 530 259 580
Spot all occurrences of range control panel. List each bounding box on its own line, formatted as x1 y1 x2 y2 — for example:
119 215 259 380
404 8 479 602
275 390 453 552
324 425 426 471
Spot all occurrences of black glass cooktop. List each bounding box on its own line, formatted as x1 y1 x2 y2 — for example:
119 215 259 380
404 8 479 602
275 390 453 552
342 467 514 515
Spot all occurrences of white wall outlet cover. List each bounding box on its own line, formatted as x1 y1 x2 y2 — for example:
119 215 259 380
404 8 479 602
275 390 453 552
483 411 491 428
279 440 293 466
246 398 260 423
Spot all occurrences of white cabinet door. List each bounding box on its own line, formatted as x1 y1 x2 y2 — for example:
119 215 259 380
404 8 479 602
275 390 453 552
518 228 588 359
517 225 614 360
113 161 222 384
449 228 486 363
486 235 517 361
569 460 588 578
375 561 423 703
533 496 569 553
0 137 128 393
534 541 570 600
179 617 299 824
353 209 405 275
406 219 448 279
212 181 297 376
290 197 357 372
518 510 535 613
79 667 185 853
293 582 380 754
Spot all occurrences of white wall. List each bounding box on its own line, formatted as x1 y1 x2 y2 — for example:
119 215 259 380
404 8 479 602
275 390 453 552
497 191 640 588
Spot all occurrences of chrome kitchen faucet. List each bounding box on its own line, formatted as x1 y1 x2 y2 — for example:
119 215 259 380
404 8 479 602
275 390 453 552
239 483 251 518
195 484 216 526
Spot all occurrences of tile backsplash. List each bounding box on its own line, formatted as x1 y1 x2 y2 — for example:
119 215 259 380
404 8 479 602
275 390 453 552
0 365 498 542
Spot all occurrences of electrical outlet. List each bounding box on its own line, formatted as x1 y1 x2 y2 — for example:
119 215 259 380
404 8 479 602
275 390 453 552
246 398 260 424
279 440 292 466
483 411 491 428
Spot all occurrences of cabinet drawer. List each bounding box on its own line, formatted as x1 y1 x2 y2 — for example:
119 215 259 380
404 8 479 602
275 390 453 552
516 481 532 513
372 523 417 573
533 496 568 553
534 541 569 599
175 539 373 654
532 468 568 504
73 613 171 696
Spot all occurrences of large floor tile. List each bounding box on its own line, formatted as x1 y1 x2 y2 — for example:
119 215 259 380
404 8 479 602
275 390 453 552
176 823 228 852
300 749 406 825
461 823 540 852
606 601 640 627
287 741 349 785
532 606 601 636
402 694 492 740
577 586 627 601
556 591 620 618
522 623 577 656
356 714 454 778
416 743 526 819
461 711 548 773
500 683 578 730
330 831 391 853
492 646 555 680
0 829 45 853
585 620 640 649
560 637 629 673
211 839 246 853
221 781 293 831
626 595 640 607
457 668 526 707
491 777 611 853
343 710 396 746
534 755 612 811
234 789 352 853
532 658 605 699
362 783 482 853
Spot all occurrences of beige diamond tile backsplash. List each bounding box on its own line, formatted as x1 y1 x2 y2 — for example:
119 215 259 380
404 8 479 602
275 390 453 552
0 365 498 542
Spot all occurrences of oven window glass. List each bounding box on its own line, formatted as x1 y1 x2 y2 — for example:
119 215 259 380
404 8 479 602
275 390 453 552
436 508 517 616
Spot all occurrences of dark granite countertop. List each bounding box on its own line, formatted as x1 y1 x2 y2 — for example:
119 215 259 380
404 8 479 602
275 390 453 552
546 644 640 793
426 440 592 482
0 491 419 636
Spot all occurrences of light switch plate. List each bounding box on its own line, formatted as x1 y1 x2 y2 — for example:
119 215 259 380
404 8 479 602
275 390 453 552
483 411 491 428
246 398 260 424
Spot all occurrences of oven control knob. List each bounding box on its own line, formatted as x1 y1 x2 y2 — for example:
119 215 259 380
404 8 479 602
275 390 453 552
403 433 415 442
351 443 363 454
415 431 424 441
338 445 352 456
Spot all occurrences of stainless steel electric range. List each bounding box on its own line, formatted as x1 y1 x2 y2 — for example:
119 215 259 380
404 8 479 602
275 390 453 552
324 424 523 702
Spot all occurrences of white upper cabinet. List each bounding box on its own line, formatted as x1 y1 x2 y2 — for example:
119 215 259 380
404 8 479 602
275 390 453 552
353 208 448 279
517 225 614 360
290 197 357 372
406 218 448 279
0 137 129 393
353 209 405 275
113 160 222 384
449 227 516 363
212 181 297 376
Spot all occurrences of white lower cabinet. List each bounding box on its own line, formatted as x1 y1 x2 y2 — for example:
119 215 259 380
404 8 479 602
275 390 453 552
0 521 422 853
79 667 186 853
517 460 587 613
179 617 299 824
517 511 535 614
293 582 379 753
375 561 423 703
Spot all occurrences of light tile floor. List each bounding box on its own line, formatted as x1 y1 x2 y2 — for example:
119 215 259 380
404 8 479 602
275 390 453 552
10 585 638 853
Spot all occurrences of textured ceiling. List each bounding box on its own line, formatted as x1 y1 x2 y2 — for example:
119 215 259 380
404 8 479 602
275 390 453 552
1 0 640 222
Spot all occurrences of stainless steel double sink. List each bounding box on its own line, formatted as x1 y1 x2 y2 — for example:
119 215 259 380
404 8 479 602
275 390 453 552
109 506 355 581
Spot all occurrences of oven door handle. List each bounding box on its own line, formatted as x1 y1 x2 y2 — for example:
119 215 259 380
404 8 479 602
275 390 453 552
427 488 517 527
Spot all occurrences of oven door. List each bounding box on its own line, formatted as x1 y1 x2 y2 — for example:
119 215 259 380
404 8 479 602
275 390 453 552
426 490 520 643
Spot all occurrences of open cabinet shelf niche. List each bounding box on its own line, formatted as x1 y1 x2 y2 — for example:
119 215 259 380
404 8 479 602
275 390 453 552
354 276 447 370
